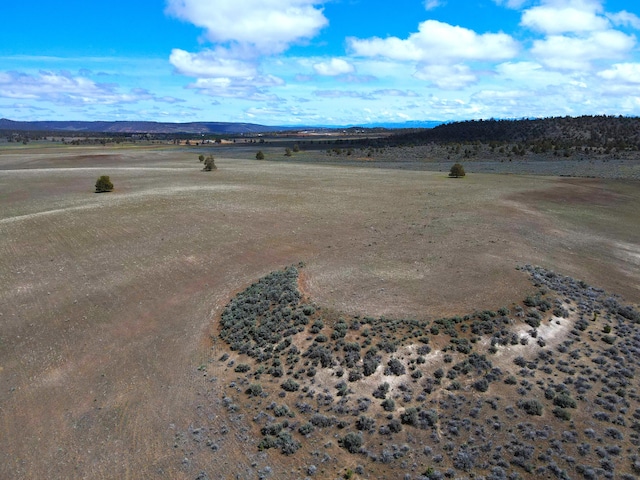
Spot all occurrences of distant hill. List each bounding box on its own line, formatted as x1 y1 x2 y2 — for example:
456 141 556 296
0 118 446 135
0 118 292 134
386 115 640 149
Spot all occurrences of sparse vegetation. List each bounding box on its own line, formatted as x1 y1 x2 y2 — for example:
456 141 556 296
7 136 640 480
190 258 630 474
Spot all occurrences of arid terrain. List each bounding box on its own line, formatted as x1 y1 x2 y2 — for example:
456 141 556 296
1 141 639 479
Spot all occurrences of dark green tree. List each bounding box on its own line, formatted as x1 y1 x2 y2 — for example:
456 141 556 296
449 163 466 178
95 175 114 193
256 150 265 160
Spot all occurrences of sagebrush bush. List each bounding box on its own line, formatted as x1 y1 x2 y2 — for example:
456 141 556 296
339 432 363 453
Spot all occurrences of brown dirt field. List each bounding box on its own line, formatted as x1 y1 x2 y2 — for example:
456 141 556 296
0 146 639 479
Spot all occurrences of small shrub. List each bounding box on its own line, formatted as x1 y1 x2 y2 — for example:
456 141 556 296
385 358 406 376
310 414 336 428
202 155 216 171
246 384 262 396
95 175 114 193
355 416 375 432
382 398 396 412
553 408 571 421
400 407 418 426
373 382 389 399
258 435 277 451
256 150 265 160
299 423 314 435
553 393 577 409
281 379 299 392
518 399 544 416
234 363 251 373
449 163 466 178
339 432 363 454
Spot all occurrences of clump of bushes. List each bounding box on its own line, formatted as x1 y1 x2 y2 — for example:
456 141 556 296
518 399 544 416
234 363 251 373
281 378 300 392
202 155 216 171
385 358 406 376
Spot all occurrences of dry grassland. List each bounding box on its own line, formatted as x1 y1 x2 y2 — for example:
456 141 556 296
0 144 639 479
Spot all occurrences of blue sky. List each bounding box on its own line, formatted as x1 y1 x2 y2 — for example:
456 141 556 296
1 0 640 126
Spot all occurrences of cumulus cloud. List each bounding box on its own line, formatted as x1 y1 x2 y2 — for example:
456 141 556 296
347 20 519 89
519 1 638 72
521 0 608 34
313 58 355 76
608 11 640 30
414 64 478 90
598 63 640 83
495 61 568 86
165 0 328 56
531 30 635 70
167 1 330 102
348 20 518 64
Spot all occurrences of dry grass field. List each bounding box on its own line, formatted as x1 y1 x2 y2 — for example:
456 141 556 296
1 143 639 479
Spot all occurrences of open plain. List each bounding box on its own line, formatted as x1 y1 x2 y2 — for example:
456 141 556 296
1 143 640 479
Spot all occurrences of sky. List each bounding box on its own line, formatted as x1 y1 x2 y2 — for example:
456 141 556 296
1 0 640 126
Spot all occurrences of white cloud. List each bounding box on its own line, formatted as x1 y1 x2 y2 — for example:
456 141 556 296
338 74 377 84
521 1 609 34
186 75 284 101
371 89 420 97
348 20 519 64
598 63 640 83
424 0 443 10
414 64 478 89
495 61 568 86
608 11 640 30
314 90 375 100
313 58 355 76
531 30 635 70
165 0 328 56
0 70 144 105
169 49 257 78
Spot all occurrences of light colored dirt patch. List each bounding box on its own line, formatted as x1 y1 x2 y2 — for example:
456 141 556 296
491 312 576 370
615 241 640 266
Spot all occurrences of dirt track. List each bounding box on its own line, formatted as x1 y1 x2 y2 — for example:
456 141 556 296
0 146 639 478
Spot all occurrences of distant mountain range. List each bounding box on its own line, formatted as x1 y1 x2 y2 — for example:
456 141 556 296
0 118 443 134
0 118 289 134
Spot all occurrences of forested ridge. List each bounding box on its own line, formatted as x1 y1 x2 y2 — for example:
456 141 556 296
386 115 640 151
